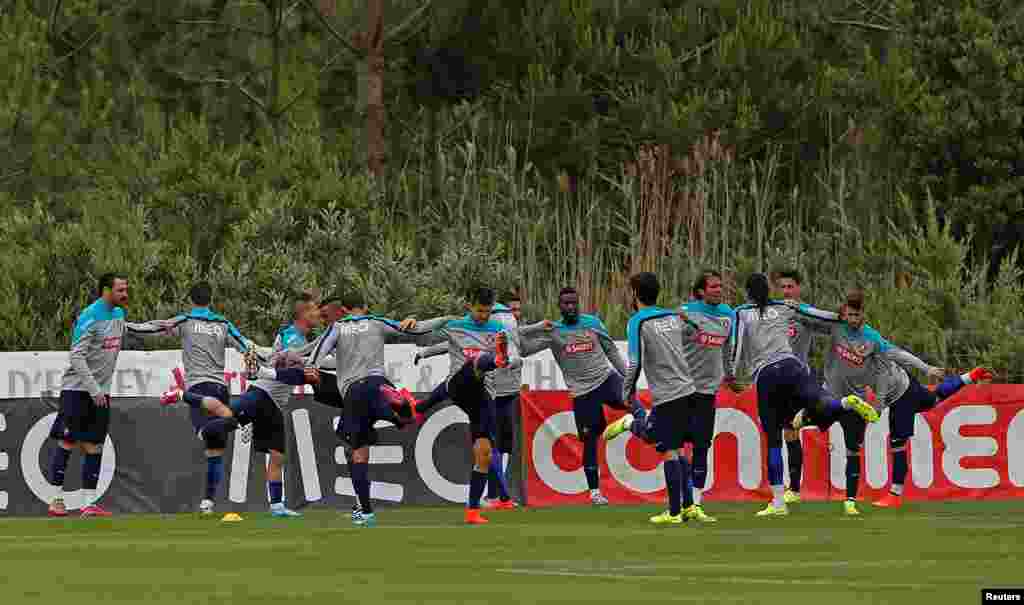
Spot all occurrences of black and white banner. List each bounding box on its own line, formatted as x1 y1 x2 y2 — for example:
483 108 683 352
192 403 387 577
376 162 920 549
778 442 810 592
0 393 523 515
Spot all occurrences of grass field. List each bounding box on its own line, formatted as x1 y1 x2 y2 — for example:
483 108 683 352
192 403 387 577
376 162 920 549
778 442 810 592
2 501 1021 604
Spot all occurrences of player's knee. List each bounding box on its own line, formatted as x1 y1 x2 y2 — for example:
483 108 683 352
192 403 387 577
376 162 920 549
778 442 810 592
269 450 286 467
474 439 492 467
783 428 798 442
81 442 102 455
206 448 226 458
351 447 369 464
205 400 233 418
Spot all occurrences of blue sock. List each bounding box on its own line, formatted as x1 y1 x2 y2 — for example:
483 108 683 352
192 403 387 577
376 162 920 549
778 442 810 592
206 456 224 500
475 353 497 373
82 453 102 490
892 449 909 487
583 434 599 490
664 459 682 515
691 446 709 490
49 447 71 487
936 375 965 401
487 451 511 500
468 469 487 509
846 454 860 500
183 390 205 408
269 480 283 505
786 440 803 492
767 447 784 486
680 457 694 508
417 382 449 414
351 462 373 514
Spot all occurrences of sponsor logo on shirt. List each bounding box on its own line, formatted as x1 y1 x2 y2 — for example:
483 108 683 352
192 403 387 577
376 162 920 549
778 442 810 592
102 337 121 352
564 338 595 354
462 347 483 360
338 322 370 335
192 323 225 338
694 332 727 348
834 343 866 367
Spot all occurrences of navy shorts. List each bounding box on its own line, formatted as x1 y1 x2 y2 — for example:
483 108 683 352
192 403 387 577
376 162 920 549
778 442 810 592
233 387 286 454
493 394 519 453
50 390 109 444
340 376 396 449
447 362 496 444
572 372 623 438
889 376 938 440
647 395 694 453
682 392 716 448
756 358 824 448
187 382 229 434
313 370 344 409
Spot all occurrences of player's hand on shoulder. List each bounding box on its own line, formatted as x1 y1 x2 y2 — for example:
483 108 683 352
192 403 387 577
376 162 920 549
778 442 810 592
400 317 417 331
782 299 800 308
542 319 554 331
927 366 946 379
94 392 110 407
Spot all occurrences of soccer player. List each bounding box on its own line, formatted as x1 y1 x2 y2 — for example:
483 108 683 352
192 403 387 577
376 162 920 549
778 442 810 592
790 291 992 509
413 294 525 510
518 287 627 506
412 286 522 525
47 273 171 517
772 269 814 505
307 293 451 526
133 281 258 514
308 297 349 410
230 295 322 518
678 270 735 522
598 272 699 524
724 273 878 517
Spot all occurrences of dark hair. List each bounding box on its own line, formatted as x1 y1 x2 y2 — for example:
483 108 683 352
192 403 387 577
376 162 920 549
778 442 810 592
470 286 496 306
692 270 722 298
341 292 366 310
846 287 866 311
320 297 342 308
746 273 771 317
629 272 660 306
558 286 577 299
190 281 213 306
774 268 802 285
98 273 126 293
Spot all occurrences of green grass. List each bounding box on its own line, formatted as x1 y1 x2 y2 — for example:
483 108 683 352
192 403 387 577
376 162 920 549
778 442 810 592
2 502 1022 604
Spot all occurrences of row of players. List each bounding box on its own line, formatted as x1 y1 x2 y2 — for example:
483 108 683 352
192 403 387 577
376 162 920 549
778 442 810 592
45 270 991 524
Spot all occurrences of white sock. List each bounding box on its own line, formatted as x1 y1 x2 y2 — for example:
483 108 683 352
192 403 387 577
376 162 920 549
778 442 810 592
960 372 973 384
590 488 601 496
771 485 785 508
891 483 904 496
258 367 277 380
693 488 703 505
271 501 284 510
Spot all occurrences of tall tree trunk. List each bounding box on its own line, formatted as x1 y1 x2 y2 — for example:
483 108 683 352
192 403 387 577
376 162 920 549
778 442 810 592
268 0 283 146
364 0 386 179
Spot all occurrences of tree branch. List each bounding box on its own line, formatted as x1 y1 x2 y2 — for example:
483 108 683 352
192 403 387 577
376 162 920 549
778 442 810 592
829 19 899 32
172 72 268 113
383 0 432 44
277 48 351 116
174 19 272 37
299 0 364 57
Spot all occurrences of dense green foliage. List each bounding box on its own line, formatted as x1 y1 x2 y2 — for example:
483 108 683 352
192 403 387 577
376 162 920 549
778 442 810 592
1 1 1022 377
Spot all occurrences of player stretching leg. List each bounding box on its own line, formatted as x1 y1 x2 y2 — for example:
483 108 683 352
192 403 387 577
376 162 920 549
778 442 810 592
136 282 259 514
48 274 170 517
519 287 629 506
601 273 700 525
307 292 450 527
725 274 878 517
772 269 817 505
413 287 522 525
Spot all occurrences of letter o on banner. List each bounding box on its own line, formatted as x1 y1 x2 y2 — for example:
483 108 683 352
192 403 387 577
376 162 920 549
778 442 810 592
606 433 664 494
21 412 116 510
531 411 587 495
415 405 469 503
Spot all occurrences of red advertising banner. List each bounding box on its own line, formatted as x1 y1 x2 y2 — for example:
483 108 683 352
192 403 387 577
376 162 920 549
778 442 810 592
522 385 1024 506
